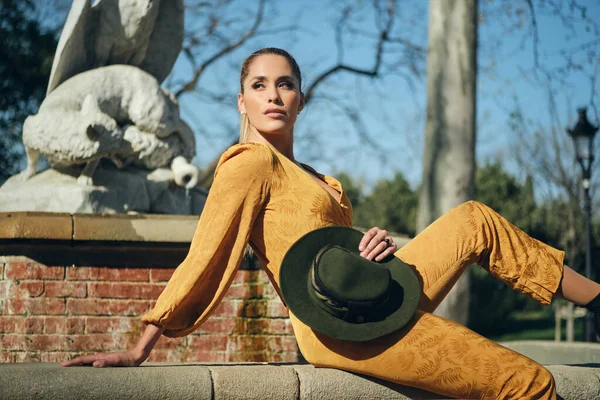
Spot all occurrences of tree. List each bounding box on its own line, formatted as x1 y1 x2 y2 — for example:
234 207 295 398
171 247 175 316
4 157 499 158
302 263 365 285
416 0 478 324
0 0 56 183
354 173 417 237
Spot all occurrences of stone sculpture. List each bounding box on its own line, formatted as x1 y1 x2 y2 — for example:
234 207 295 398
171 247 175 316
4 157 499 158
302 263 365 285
0 0 205 214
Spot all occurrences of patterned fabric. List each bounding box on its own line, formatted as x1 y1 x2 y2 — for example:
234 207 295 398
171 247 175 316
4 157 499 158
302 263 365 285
142 142 564 399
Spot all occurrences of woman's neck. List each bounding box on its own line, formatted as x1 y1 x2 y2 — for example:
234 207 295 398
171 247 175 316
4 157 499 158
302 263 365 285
247 127 296 161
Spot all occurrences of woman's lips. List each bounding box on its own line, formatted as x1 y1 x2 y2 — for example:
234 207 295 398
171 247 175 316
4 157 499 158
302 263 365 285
264 108 286 118
265 112 286 118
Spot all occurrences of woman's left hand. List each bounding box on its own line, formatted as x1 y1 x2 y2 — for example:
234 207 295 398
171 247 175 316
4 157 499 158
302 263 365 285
358 227 398 261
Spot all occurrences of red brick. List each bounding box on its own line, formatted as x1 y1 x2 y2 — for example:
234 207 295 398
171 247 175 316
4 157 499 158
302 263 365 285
271 352 300 362
0 316 44 333
0 280 44 298
44 282 87 298
154 335 186 350
66 333 138 352
266 301 289 317
3 298 65 315
243 318 270 335
41 352 77 363
183 350 227 363
213 300 243 317
5 263 64 280
0 334 68 351
44 317 85 334
149 268 175 282
224 284 264 299
227 336 268 352
232 270 271 284
85 316 141 333
88 282 165 299
240 301 269 318
0 351 33 362
66 299 150 316
0 263 4 278
266 336 298 352
146 350 174 362
265 319 288 335
66 267 102 280
67 267 148 281
227 351 269 362
187 335 228 351
98 268 149 282
195 318 239 335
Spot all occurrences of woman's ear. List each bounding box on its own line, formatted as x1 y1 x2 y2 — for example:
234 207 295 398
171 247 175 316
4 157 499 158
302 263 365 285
238 93 246 114
298 92 305 113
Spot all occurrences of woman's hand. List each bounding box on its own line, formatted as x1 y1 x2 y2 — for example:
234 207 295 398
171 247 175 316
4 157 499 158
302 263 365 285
61 348 146 368
61 323 164 367
358 227 398 262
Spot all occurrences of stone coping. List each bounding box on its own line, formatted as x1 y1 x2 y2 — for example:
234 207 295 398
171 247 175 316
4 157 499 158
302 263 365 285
0 362 598 399
0 212 411 267
0 212 200 243
0 213 411 244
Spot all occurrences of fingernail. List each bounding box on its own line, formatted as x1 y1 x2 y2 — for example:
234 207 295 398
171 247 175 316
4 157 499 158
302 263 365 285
358 245 363 251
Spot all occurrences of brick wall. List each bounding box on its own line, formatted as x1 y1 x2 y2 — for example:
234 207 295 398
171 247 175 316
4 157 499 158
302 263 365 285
0 259 299 363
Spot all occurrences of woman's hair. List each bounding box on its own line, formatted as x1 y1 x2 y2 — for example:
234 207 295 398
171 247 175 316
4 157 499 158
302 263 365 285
238 47 302 143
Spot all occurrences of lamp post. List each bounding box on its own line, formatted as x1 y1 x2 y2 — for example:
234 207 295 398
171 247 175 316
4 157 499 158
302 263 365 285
567 107 599 342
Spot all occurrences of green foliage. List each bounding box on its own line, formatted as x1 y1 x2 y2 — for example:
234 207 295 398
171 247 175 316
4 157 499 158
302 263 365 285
350 172 417 237
0 0 56 182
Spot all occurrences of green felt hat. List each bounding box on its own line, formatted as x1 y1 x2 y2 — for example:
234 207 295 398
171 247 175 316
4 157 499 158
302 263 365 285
280 226 420 342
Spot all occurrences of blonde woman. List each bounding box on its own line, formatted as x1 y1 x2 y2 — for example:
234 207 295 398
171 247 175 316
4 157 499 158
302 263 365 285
63 48 600 400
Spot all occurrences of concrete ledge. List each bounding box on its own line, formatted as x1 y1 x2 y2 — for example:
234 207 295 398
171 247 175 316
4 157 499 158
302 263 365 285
0 212 200 243
1 362 599 399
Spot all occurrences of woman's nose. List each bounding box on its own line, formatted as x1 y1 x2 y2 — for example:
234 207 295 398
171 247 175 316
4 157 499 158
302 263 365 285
267 88 281 103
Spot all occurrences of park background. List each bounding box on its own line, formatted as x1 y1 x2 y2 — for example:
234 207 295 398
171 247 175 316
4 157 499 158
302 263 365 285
1 0 599 342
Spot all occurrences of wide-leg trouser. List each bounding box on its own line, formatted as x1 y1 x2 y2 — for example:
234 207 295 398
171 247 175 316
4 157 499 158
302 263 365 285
290 200 564 399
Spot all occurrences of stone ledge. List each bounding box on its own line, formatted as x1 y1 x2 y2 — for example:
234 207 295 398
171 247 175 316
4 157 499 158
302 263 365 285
0 213 411 268
0 212 200 243
0 362 598 399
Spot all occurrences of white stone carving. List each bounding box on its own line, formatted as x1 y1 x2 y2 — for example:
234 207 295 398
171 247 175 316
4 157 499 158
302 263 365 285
0 0 204 214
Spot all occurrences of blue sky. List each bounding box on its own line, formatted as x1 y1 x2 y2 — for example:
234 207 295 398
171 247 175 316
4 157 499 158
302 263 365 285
165 1 599 193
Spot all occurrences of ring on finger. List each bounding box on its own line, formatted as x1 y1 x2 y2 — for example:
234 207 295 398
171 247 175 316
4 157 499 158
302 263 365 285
382 237 391 247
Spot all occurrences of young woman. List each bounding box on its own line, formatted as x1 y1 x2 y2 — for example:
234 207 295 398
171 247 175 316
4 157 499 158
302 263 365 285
63 48 600 399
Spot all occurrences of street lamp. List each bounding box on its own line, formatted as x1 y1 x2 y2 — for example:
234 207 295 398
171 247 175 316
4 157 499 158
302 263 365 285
567 107 599 342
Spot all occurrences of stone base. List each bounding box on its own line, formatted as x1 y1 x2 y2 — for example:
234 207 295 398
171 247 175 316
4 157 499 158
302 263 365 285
0 163 207 215
1 362 599 400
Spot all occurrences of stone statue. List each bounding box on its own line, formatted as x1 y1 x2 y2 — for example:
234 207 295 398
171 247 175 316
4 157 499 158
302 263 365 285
0 0 206 214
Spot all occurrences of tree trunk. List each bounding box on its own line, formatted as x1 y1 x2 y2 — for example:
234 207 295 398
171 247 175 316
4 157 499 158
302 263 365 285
416 0 478 324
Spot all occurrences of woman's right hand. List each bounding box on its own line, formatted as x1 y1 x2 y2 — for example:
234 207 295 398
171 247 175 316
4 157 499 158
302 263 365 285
61 348 147 368
61 323 164 367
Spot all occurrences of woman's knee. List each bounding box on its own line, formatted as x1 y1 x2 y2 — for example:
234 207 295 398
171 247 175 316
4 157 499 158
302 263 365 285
532 365 556 398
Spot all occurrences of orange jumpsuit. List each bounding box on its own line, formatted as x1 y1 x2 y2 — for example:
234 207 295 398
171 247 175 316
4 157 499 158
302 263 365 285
142 142 563 399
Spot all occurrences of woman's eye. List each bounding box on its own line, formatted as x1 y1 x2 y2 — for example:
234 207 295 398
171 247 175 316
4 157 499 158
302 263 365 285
279 81 293 89
252 83 264 89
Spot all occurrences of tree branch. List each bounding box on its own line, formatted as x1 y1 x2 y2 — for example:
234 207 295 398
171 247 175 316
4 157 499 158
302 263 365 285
175 0 266 98
304 0 395 104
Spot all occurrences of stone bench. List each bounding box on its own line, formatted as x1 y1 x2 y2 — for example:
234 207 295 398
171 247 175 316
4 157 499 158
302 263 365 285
1 362 599 399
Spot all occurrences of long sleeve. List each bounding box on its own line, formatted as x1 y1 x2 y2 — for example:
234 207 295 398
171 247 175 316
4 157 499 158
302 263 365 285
141 143 275 337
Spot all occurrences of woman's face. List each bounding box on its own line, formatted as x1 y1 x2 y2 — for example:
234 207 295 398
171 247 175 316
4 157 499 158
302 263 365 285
238 54 304 138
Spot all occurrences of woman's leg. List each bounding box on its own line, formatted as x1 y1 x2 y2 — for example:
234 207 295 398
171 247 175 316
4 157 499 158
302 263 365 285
292 311 556 399
294 200 567 399
556 265 600 305
396 200 569 312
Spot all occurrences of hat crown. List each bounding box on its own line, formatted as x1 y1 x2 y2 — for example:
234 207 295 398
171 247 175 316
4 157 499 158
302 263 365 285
314 246 391 303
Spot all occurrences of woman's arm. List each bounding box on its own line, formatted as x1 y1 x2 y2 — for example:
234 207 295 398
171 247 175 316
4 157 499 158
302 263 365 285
61 324 165 367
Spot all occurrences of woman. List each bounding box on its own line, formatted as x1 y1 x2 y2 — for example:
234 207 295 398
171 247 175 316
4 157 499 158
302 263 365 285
63 48 600 399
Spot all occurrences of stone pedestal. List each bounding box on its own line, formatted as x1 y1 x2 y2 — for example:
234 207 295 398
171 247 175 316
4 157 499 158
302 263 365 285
0 163 206 215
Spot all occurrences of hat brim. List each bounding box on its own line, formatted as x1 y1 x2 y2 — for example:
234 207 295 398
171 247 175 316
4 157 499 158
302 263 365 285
280 226 420 342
